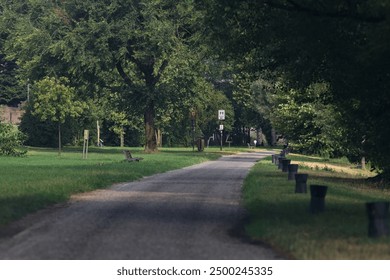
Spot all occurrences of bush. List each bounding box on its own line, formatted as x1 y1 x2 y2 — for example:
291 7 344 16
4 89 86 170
0 122 27 156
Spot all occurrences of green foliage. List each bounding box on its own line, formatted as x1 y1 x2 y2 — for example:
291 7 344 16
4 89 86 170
0 55 25 106
205 0 390 173
231 72 273 144
19 105 80 148
196 87 234 138
0 122 27 156
32 77 84 124
108 111 129 138
31 76 85 154
269 82 345 157
0 2 26 106
1 0 217 152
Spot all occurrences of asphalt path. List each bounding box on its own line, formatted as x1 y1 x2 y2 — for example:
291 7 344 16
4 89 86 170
0 152 283 260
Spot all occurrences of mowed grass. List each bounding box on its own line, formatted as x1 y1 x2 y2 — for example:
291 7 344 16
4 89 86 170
243 155 390 259
0 146 222 226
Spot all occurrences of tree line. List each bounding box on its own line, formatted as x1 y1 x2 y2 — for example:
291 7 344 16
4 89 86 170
1 1 389 178
205 0 390 178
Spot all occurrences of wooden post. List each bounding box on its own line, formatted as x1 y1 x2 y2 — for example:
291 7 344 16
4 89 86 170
83 130 89 159
97 120 100 147
361 157 366 170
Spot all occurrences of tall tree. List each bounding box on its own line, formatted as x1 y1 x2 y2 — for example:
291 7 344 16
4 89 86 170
0 55 25 106
0 3 25 106
32 77 84 155
1 0 207 152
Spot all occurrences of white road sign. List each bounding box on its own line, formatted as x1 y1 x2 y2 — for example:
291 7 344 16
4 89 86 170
218 110 225 120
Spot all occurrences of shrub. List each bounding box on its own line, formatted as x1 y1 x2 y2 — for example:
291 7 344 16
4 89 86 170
0 122 27 156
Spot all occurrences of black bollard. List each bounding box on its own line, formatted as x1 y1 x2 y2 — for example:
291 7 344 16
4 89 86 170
277 157 285 169
310 185 328 214
295 173 308 193
366 202 390 238
281 159 291 172
288 164 299 180
275 155 282 166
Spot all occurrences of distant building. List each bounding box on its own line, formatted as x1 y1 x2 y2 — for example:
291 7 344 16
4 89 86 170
0 102 25 125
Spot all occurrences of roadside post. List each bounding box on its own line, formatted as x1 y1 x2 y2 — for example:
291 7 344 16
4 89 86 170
219 124 224 151
82 129 89 159
191 110 196 152
218 110 225 151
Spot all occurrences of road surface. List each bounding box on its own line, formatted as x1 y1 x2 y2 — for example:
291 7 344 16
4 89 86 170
0 152 283 260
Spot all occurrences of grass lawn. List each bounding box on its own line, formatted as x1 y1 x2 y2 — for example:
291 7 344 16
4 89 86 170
5 145 388 259
0 146 226 226
243 153 390 259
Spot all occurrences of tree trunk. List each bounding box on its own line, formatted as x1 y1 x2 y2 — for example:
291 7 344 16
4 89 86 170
271 128 276 146
144 101 157 153
120 128 124 148
257 128 262 146
242 126 246 145
58 123 62 156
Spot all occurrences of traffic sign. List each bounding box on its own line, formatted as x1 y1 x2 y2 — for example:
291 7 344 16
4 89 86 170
218 110 225 120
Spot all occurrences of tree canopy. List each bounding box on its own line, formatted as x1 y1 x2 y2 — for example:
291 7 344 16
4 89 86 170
1 0 216 152
1 0 390 178
32 76 84 155
205 0 390 175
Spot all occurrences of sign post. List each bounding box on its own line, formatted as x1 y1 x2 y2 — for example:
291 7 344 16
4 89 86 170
218 110 225 151
219 124 224 151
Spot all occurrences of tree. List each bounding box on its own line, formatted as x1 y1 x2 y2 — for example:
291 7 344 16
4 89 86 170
231 71 273 145
1 0 209 153
205 0 390 175
265 81 345 157
32 77 84 155
0 5 25 106
108 111 130 148
0 55 25 106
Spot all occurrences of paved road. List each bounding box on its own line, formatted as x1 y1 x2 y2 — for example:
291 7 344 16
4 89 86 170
0 152 283 260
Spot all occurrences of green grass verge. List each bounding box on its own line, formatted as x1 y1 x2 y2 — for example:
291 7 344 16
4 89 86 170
0 146 223 226
243 155 390 260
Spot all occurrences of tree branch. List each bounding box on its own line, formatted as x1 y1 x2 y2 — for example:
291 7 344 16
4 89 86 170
115 61 144 100
125 39 157 87
155 60 168 83
116 61 133 87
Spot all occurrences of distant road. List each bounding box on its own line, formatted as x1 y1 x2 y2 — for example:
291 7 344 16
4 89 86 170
0 151 283 260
